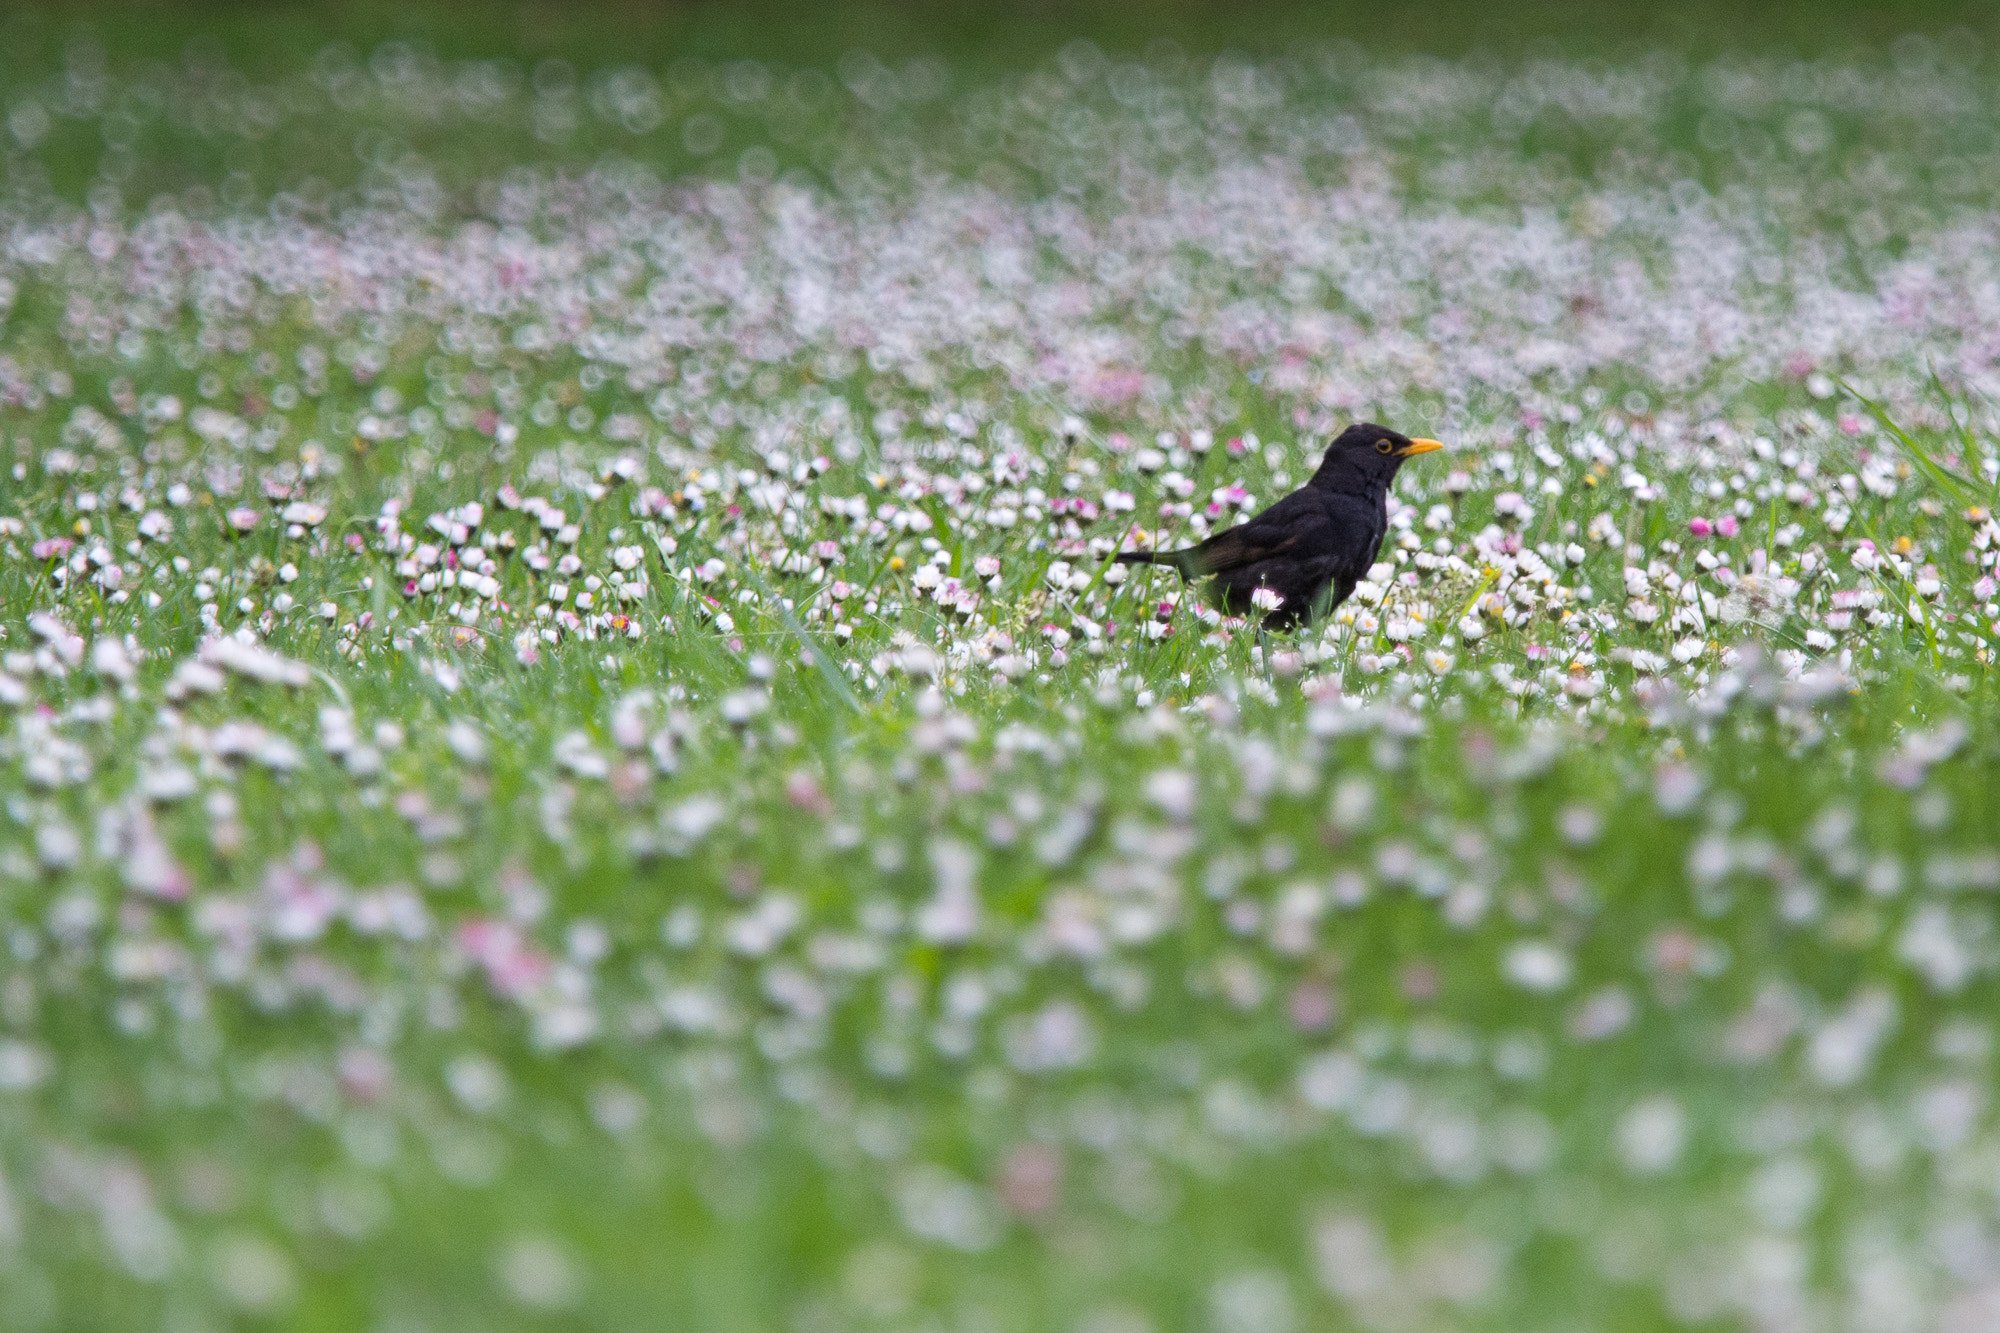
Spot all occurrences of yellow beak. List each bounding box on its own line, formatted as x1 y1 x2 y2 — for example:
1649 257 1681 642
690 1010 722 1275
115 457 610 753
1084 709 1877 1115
1398 438 1445 457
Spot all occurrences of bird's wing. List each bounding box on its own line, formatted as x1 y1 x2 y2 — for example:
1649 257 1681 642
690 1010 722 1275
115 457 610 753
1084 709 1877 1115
1188 493 1327 575
1319 490 1387 580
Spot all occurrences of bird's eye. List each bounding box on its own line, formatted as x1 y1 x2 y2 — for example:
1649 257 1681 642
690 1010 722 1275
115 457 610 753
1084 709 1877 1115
1375 440 1394 454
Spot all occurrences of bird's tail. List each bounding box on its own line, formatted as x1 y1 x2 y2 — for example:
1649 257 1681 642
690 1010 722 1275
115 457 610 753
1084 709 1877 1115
1115 547 1198 577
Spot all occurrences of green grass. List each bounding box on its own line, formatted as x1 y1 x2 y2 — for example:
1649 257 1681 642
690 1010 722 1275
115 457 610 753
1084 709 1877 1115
0 4 1999 1329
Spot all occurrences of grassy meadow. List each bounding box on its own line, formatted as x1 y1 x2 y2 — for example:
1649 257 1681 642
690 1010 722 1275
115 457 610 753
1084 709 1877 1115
3 3 2000 1328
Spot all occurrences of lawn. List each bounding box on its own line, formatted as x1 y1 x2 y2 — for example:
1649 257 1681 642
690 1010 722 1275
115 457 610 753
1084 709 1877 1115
3 4 2000 1329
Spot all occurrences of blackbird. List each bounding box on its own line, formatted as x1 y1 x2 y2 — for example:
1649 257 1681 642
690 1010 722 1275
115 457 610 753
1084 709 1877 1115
1114 422 1444 629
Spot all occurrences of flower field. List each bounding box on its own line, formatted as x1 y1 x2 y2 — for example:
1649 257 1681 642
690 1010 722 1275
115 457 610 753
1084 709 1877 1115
4 18 2000 1329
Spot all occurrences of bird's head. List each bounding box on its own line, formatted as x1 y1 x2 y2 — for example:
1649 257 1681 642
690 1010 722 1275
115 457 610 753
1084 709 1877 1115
1310 422 1444 492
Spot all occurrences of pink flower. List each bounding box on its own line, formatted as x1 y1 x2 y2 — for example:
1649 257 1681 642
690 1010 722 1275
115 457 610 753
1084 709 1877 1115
1716 515 1739 538
456 917 550 998
30 537 74 560
226 507 260 532
1688 517 1713 537
997 1144 1063 1217
337 1048 394 1103
785 770 833 816
1089 371 1143 404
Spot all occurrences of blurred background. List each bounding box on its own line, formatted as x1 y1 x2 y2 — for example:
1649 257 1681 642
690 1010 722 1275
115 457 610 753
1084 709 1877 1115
5 0 1994 209
9 0 1999 72
3 4 2000 1332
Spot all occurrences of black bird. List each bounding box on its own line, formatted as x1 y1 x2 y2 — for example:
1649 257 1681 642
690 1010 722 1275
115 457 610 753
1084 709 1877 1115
1115 423 1443 629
